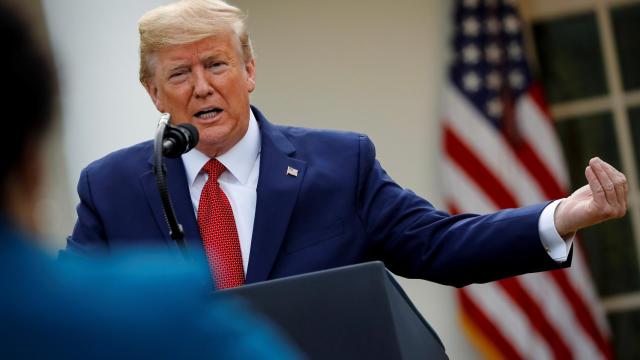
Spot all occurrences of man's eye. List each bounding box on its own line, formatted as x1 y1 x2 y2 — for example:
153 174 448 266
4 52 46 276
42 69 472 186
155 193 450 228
170 71 186 79
207 62 226 69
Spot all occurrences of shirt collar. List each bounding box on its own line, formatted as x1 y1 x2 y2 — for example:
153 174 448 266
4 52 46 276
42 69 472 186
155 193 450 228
182 109 261 186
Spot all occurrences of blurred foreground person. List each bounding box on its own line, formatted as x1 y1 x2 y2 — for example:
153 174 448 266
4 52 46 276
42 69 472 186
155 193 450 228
0 5 298 359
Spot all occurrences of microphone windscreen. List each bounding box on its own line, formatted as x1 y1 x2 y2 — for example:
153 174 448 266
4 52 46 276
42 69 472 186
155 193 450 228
179 124 199 148
162 123 200 158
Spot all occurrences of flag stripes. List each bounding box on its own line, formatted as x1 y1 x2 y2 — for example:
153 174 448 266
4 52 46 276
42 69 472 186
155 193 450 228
444 84 612 359
518 272 602 359
444 126 518 209
440 1 612 358
459 290 524 360
548 271 614 359
499 278 573 359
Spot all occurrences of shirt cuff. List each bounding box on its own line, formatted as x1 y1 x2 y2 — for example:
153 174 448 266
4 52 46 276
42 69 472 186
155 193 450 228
538 199 574 263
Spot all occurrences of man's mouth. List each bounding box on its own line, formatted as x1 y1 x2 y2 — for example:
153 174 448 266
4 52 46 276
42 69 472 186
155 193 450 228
194 107 223 119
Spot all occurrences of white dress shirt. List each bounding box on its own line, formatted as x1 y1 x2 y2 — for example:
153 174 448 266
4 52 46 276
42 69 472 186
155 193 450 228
539 199 574 262
182 110 261 273
181 109 572 275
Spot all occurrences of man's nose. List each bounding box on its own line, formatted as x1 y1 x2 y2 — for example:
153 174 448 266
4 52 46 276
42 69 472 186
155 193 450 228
193 68 213 99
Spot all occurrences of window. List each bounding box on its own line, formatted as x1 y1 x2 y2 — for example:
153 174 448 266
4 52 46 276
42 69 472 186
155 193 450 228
524 0 640 357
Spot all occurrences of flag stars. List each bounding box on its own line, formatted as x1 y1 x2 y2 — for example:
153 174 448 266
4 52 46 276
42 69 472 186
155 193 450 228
453 3 531 117
486 71 503 90
485 43 503 64
508 42 523 61
509 70 525 89
486 98 503 118
462 71 482 92
504 14 521 34
462 44 481 64
462 17 481 37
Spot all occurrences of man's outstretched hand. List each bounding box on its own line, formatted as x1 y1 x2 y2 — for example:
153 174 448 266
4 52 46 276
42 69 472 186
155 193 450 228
554 157 628 237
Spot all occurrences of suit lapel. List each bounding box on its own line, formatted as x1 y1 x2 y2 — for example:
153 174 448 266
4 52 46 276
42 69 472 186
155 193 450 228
246 108 306 283
140 155 206 261
137 108 304 283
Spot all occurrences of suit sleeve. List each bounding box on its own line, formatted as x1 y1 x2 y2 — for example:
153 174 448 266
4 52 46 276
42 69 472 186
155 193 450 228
355 135 569 287
65 166 110 255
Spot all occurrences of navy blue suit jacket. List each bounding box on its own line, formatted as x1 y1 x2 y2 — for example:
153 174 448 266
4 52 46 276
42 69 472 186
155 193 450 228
68 107 567 287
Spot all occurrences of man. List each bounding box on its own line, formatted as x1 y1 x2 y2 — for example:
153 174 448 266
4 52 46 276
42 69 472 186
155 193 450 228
0 4 298 359
68 0 627 289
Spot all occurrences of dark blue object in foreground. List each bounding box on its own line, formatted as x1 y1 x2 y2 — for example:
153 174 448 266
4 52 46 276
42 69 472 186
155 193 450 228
0 218 299 360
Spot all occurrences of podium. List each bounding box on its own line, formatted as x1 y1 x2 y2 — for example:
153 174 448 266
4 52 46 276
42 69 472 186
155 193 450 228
220 261 448 359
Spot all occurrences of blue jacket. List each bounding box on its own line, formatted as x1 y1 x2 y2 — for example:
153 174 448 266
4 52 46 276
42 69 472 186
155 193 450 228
68 107 567 287
1 218 299 359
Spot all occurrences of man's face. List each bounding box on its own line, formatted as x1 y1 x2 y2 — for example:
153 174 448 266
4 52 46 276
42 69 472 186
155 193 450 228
145 32 256 157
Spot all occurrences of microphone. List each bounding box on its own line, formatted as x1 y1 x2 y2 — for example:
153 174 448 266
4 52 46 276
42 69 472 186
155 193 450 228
152 113 194 256
162 123 199 158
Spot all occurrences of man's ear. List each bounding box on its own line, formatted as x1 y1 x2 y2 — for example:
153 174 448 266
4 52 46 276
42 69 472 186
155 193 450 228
144 80 164 112
245 58 256 93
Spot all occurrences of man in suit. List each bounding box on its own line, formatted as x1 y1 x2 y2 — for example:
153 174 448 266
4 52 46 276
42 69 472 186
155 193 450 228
0 3 299 358
68 0 628 289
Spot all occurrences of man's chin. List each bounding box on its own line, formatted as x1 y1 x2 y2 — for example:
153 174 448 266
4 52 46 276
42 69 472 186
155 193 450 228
195 134 235 157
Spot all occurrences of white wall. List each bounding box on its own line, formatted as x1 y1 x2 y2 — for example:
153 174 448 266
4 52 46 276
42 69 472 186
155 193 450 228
42 0 480 358
42 0 174 206
239 0 446 197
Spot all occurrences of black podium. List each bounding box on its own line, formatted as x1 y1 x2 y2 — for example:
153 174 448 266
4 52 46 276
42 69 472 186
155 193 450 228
220 261 448 359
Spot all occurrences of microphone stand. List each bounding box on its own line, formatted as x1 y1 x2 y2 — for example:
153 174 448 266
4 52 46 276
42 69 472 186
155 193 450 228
153 113 189 258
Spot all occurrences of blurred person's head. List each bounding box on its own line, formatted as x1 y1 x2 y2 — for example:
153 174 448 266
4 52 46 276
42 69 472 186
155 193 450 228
0 4 56 232
138 0 256 157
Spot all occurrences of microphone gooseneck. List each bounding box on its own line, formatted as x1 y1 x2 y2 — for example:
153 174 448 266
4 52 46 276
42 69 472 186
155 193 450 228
152 113 199 258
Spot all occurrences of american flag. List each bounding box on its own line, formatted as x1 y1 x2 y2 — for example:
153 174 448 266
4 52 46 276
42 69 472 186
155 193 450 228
441 0 614 358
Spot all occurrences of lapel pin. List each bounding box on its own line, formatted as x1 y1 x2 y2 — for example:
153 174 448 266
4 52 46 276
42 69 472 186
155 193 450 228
286 166 299 177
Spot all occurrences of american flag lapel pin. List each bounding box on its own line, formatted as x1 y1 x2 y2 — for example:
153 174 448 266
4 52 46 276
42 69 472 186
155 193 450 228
286 166 299 177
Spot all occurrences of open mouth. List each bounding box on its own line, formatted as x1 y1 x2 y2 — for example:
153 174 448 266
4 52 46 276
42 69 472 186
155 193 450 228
194 107 223 119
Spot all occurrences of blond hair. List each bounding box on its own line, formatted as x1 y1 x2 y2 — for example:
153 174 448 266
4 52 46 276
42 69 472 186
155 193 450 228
138 0 253 84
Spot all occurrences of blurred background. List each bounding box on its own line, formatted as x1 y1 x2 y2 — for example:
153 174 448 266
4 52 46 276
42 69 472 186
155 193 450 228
7 0 640 358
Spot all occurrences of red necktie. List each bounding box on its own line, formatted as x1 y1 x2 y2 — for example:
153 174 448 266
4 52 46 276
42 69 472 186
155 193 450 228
197 159 245 289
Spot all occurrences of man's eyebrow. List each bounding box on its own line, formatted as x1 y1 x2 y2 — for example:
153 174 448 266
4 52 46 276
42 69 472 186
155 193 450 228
166 63 190 73
200 52 228 62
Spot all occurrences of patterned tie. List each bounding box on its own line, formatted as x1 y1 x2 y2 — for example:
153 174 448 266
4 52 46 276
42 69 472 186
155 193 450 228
197 159 245 289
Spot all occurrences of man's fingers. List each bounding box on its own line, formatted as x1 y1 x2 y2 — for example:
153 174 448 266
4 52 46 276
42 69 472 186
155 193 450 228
603 162 628 216
585 165 607 205
589 158 617 205
601 160 628 208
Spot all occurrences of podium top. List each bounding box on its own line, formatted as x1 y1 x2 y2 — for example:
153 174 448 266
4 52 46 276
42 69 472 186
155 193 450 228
220 261 447 360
